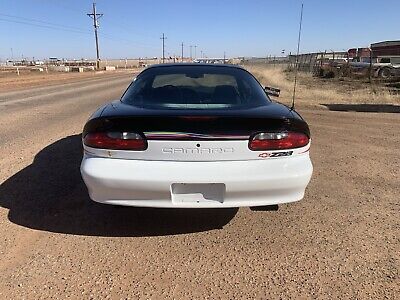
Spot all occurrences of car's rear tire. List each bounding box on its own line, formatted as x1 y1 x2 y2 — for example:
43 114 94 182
378 67 392 79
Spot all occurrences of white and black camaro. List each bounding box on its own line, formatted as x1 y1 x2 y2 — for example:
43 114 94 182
81 64 313 208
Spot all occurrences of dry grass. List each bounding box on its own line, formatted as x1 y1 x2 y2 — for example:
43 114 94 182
246 65 400 108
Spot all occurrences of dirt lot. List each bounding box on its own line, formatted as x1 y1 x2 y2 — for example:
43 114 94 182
0 69 399 299
248 65 400 112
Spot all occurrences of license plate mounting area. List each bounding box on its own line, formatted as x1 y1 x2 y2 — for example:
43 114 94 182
171 183 225 204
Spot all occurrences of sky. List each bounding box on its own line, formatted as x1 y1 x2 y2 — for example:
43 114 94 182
0 0 399 60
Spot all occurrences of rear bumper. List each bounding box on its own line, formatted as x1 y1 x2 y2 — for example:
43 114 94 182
80 154 313 208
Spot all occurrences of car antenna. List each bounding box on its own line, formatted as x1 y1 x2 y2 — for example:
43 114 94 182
291 3 304 111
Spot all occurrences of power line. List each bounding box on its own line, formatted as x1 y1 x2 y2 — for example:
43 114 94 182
0 10 164 59
87 3 103 69
8 2 160 45
0 16 158 53
42 0 160 41
0 12 90 32
99 32 159 49
103 19 160 41
0 17 91 35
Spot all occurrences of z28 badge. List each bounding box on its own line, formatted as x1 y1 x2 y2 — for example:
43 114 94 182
259 151 293 158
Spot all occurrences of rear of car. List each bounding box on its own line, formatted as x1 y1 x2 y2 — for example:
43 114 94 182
81 64 313 208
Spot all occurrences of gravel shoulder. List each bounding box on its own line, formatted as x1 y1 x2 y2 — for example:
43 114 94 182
0 75 398 299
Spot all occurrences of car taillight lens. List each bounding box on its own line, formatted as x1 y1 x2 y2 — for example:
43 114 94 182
83 132 147 150
249 132 309 151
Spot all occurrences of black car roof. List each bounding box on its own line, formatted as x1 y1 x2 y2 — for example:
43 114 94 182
144 63 245 70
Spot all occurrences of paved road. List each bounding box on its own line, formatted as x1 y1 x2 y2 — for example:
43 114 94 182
0 75 398 299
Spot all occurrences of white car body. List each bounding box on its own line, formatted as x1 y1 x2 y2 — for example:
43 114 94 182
81 139 312 208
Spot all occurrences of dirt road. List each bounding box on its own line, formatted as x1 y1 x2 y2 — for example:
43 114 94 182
0 74 398 299
0 70 141 93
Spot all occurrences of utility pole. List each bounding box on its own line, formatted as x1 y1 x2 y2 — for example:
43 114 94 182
189 45 193 60
194 45 197 59
87 2 103 70
200 50 203 59
181 42 184 61
224 51 226 63
160 33 167 63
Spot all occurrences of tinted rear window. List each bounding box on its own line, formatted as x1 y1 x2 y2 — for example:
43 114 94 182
121 65 269 109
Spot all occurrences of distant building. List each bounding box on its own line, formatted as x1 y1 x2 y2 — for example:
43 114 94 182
348 48 371 62
348 40 400 63
370 40 400 57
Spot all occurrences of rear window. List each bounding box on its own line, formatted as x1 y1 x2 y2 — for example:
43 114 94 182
121 65 269 109
379 58 391 63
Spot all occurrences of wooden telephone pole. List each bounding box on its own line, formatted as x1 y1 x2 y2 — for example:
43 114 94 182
87 3 103 70
160 33 167 63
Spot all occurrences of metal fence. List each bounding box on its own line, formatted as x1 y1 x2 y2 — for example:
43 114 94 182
242 51 400 80
242 51 347 73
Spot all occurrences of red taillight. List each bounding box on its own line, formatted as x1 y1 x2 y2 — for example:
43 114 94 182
249 132 309 151
83 132 147 151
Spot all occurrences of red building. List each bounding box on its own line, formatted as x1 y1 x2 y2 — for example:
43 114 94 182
348 48 371 59
348 40 400 62
370 40 400 57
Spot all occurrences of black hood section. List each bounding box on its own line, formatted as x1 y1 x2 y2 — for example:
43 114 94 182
83 100 310 138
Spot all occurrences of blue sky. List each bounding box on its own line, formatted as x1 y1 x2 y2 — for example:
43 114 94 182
0 0 399 60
